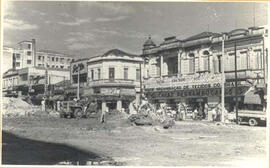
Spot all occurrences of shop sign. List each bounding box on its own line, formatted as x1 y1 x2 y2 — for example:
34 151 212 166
144 73 223 90
120 88 135 95
101 88 120 95
145 87 249 99
71 61 87 75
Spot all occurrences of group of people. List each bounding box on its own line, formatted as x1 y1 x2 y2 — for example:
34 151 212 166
41 97 62 112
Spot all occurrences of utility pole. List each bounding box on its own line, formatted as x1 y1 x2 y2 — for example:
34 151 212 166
221 34 226 123
139 62 142 104
45 69 48 95
77 69 80 100
234 42 239 124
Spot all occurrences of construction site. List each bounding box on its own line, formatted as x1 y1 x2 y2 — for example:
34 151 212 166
2 2 268 167
2 95 267 167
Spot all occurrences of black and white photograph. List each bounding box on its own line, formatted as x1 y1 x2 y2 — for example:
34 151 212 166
1 1 269 167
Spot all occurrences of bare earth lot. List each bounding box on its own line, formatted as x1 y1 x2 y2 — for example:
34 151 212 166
2 116 267 167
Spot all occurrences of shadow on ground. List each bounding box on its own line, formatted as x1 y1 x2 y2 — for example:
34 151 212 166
2 131 110 165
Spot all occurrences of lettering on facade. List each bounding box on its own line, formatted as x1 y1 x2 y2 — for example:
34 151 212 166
145 86 249 99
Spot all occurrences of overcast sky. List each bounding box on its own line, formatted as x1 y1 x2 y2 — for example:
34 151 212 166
3 1 268 58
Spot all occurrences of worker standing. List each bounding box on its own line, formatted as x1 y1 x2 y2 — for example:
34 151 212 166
41 97 46 111
100 109 107 123
57 100 61 111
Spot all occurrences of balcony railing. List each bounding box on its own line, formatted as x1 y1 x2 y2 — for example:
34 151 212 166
225 69 264 80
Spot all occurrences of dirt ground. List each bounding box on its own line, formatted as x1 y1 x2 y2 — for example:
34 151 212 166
2 116 267 167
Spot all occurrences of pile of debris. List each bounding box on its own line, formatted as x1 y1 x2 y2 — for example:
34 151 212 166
128 102 175 129
2 97 38 117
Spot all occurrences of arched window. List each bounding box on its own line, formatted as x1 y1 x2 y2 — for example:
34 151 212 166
202 50 210 71
188 53 195 74
203 50 210 55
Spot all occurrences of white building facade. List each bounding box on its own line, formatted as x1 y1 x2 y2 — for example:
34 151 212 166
69 49 143 113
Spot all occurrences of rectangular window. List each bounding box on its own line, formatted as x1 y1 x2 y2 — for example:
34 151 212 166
27 51 31 56
38 56 42 60
189 59 195 74
52 57 55 61
16 62 20 67
239 52 247 70
60 66 64 69
16 54 21 59
109 68 115 80
124 67 128 79
136 68 140 81
27 60 32 64
47 65 50 68
52 65 55 68
98 68 101 79
255 50 262 69
21 74 28 81
56 57 59 62
202 57 209 71
28 44 31 49
91 70 94 80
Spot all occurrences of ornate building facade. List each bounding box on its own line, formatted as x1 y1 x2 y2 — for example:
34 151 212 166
142 26 268 119
69 49 143 113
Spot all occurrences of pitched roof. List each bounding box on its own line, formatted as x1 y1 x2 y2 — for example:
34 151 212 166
184 32 221 41
102 49 138 57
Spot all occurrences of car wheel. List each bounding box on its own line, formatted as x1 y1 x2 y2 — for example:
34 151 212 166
74 108 83 119
248 118 258 126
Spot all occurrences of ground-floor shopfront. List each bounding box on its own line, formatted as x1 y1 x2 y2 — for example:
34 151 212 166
144 78 263 120
80 84 139 114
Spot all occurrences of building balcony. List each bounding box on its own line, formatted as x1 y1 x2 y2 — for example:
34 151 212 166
88 79 135 88
225 69 264 81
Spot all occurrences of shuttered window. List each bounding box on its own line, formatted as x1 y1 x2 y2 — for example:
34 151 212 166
254 50 262 69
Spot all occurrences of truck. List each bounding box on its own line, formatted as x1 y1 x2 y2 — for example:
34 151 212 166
237 110 266 126
228 109 266 126
59 100 98 119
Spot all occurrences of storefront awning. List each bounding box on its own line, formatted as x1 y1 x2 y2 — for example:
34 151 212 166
244 90 262 105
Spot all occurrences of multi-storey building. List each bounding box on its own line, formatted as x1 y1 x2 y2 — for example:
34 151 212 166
12 39 36 69
2 39 75 97
142 26 268 119
69 49 143 113
36 49 74 69
2 66 70 97
3 39 74 73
